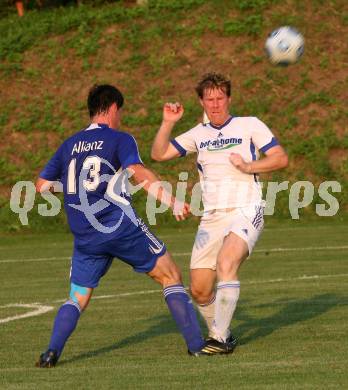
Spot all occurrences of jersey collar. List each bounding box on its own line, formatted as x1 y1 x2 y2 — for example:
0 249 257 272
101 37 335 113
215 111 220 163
207 115 233 130
85 123 108 131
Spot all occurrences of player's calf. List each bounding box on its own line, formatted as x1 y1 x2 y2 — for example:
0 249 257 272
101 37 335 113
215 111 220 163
148 252 182 287
189 269 216 336
149 253 209 354
36 284 93 368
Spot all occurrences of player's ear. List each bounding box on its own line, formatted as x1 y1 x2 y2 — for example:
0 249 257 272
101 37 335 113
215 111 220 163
111 102 118 113
199 98 204 108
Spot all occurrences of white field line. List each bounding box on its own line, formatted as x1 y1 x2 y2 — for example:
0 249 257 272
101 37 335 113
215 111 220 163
162 224 348 237
1 272 348 325
54 272 348 304
0 224 346 250
0 303 54 324
1 245 348 264
0 256 71 263
173 245 348 257
52 289 163 304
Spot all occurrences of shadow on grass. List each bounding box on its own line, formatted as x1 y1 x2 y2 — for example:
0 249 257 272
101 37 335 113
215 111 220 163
59 293 341 365
234 293 341 345
59 314 177 366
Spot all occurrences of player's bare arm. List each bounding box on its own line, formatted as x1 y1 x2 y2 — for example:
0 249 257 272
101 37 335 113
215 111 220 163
151 102 183 161
229 145 288 174
128 163 190 221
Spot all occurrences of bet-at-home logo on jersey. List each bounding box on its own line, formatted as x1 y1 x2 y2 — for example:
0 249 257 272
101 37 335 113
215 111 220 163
199 137 242 151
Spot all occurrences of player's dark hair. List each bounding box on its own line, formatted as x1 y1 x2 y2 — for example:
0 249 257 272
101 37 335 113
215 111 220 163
87 84 124 118
195 73 231 98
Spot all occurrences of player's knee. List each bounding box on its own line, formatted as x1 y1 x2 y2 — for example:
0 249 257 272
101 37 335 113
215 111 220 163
190 285 213 305
69 282 92 311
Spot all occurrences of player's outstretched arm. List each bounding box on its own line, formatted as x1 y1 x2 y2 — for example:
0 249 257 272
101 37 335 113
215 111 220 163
230 145 288 174
35 177 55 193
151 102 183 162
128 163 190 221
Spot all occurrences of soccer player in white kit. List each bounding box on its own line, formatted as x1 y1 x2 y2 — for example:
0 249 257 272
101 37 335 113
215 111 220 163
151 73 288 350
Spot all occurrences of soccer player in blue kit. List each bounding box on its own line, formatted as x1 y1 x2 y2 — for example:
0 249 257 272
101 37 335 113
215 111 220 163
35 84 227 367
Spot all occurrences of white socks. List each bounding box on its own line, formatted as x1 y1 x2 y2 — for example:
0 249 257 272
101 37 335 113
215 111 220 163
196 295 216 337
212 281 240 342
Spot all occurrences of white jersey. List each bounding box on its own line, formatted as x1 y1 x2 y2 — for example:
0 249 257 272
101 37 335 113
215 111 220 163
171 116 278 211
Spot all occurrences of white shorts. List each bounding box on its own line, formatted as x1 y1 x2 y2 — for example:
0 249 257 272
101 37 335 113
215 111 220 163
190 205 264 270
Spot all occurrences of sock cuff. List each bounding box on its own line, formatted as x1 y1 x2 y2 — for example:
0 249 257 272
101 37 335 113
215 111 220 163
217 281 240 290
63 299 82 313
198 294 216 307
163 284 187 299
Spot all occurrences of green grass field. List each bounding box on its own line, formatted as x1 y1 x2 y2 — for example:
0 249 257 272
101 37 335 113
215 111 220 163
1 221 347 389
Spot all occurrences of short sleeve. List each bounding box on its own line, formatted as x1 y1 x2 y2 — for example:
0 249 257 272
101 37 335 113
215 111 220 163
171 128 197 156
39 144 64 181
118 133 143 169
251 117 279 153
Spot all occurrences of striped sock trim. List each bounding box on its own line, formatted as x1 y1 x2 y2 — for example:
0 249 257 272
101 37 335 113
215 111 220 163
163 284 187 298
198 294 216 307
217 282 240 290
63 299 82 313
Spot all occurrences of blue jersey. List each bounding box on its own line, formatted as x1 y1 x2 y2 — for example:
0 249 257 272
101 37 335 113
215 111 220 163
40 123 143 242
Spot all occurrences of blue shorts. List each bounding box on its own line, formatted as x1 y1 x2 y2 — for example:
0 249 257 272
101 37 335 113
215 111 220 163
70 218 166 288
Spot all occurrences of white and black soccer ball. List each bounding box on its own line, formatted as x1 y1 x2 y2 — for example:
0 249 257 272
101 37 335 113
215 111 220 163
265 26 304 66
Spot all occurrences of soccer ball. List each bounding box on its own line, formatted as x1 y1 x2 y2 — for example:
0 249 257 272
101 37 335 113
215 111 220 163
265 26 304 66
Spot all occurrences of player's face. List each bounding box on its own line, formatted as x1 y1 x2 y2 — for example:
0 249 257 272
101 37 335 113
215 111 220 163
200 87 231 126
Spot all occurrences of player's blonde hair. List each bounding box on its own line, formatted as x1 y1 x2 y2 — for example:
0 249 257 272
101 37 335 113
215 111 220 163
195 73 231 98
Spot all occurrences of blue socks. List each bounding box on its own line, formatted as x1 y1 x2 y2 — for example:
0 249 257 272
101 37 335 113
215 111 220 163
47 286 204 356
163 284 205 353
48 301 81 357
